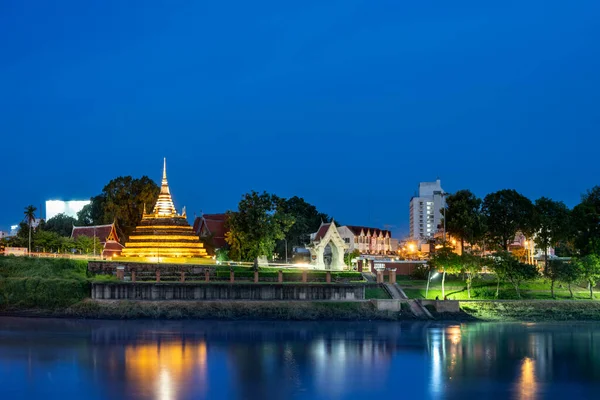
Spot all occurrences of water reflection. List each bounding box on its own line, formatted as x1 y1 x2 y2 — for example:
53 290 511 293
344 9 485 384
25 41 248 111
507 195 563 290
1 318 600 399
124 341 207 399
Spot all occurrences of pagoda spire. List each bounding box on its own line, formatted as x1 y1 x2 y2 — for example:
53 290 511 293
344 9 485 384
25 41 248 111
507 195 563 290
152 158 177 217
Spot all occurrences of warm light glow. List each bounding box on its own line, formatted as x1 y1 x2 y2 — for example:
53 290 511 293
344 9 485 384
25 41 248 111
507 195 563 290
408 243 416 252
120 159 208 259
447 325 462 345
517 357 537 399
125 340 207 399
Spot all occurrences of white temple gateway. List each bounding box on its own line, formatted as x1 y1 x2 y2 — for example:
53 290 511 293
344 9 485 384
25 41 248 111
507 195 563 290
307 222 349 270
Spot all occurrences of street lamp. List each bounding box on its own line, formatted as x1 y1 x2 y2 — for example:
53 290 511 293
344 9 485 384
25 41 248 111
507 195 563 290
425 269 439 299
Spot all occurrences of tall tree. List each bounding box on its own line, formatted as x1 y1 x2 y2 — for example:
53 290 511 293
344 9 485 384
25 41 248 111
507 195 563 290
556 261 582 299
533 197 570 271
443 190 485 252
482 189 535 251
544 259 565 299
572 186 600 256
23 205 37 254
76 195 106 226
490 251 538 299
45 213 78 237
576 254 600 299
429 247 462 299
274 196 331 261
100 176 160 240
225 191 295 261
461 253 485 299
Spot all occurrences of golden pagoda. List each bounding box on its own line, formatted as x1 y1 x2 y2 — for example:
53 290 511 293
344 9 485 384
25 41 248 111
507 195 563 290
119 158 208 260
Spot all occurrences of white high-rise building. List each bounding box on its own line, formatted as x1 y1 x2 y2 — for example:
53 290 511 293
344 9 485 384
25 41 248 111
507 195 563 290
409 179 446 240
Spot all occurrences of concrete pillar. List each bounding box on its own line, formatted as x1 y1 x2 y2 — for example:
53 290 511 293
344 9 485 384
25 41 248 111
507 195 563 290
254 270 259 283
156 270 161 283
278 270 283 283
116 266 124 281
376 271 383 284
230 270 235 283
131 270 136 283
180 271 186 283
326 271 331 283
205 270 210 282
302 270 307 283
390 268 397 284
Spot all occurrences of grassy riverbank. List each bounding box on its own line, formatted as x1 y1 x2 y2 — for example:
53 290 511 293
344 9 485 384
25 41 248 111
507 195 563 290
399 276 600 301
0 257 90 308
460 300 600 321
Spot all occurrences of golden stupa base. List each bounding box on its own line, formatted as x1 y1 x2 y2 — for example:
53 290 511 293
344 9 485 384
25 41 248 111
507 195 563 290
111 256 214 265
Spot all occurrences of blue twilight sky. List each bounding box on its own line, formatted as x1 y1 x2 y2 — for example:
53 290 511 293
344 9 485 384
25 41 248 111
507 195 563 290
1 1 599 236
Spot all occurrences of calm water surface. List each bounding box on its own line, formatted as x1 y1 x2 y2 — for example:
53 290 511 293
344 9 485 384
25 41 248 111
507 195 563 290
0 317 599 399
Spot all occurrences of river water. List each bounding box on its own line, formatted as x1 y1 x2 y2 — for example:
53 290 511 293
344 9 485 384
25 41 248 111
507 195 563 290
0 317 599 399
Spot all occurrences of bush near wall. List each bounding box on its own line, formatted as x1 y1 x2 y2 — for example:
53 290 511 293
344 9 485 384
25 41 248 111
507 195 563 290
0 257 90 309
0 277 90 308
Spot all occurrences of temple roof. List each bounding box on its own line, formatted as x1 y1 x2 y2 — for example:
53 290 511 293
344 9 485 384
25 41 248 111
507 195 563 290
193 213 228 248
150 158 178 218
71 223 119 243
314 223 333 241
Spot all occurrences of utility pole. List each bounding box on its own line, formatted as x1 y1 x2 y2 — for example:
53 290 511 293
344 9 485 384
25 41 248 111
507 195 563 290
93 226 96 258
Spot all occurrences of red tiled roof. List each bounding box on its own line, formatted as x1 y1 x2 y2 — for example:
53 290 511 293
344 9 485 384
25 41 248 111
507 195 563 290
102 241 124 257
314 223 331 241
345 225 391 237
193 214 228 248
71 224 118 243
103 241 124 251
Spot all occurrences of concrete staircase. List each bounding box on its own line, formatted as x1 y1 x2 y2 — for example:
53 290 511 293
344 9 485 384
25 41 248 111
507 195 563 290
383 283 433 319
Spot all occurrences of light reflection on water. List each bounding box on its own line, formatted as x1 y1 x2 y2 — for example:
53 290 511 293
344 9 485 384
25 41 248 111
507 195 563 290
0 318 600 399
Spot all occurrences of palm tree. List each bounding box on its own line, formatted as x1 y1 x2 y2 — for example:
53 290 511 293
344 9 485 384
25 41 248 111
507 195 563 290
23 205 37 255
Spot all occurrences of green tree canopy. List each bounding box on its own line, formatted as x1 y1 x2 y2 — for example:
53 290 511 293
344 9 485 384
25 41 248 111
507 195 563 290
555 260 581 299
489 251 538 298
482 189 535 250
533 197 571 271
225 191 295 261
76 195 106 226
274 195 330 260
461 253 486 299
575 254 600 299
429 247 462 299
443 189 485 251
572 186 600 256
79 176 159 241
45 213 77 237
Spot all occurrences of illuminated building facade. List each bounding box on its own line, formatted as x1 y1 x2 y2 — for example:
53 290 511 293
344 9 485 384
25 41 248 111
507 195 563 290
46 199 90 221
119 159 208 260
409 179 446 240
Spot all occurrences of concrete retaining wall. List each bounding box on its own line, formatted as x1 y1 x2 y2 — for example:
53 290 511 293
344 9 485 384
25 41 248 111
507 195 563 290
92 283 365 301
370 299 404 312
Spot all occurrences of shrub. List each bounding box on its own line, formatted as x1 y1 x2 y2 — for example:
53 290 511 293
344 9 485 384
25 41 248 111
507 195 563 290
0 277 89 309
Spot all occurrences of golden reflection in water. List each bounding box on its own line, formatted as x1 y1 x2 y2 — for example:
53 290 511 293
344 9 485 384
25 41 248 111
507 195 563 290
517 357 537 400
447 325 462 345
125 340 207 400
